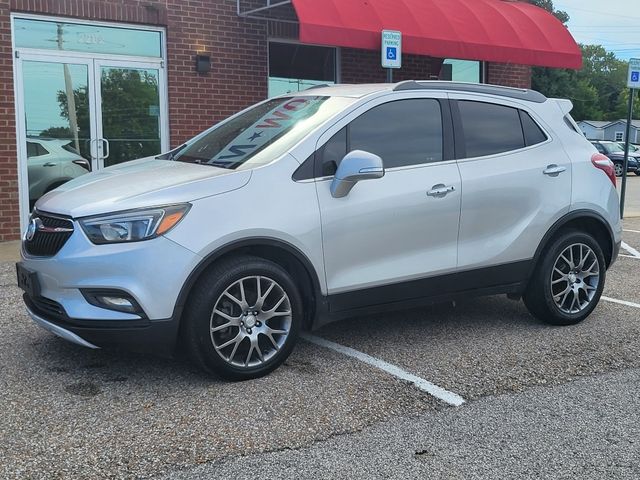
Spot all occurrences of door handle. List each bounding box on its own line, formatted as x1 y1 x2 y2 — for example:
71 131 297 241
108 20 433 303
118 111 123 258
101 138 110 159
427 184 456 197
42 162 57 167
543 164 566 177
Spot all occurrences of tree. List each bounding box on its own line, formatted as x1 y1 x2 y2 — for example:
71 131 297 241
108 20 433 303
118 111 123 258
528 0 569 24
50 68 160 165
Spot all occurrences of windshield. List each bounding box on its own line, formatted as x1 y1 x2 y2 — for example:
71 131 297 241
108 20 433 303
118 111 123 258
170 95 353 169
605 143 624 153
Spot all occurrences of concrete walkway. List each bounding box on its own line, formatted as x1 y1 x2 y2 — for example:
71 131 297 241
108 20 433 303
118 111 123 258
0 241 19 262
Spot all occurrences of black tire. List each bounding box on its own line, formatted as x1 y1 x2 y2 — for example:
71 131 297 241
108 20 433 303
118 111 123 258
182 255 302 380
635 170 640 176
523 230 606 326
614 162 623 177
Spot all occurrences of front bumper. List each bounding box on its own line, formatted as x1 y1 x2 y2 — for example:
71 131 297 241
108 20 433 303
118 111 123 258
19 218 202 353
25 294 180 354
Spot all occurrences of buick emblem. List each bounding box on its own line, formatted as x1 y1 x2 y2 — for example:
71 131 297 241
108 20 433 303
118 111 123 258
25 218 38 241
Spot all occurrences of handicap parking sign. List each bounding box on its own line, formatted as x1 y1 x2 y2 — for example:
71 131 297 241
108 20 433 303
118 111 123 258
381 30 402 68
386 47 397 61
628 59 640 89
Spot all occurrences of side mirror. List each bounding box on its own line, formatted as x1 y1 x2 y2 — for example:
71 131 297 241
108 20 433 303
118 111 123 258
330 150 385 198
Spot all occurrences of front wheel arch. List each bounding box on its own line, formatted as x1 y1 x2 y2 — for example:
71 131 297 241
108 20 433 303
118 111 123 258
174 238 322 335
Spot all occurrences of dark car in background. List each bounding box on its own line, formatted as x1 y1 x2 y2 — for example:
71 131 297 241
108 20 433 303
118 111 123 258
591 140 640 176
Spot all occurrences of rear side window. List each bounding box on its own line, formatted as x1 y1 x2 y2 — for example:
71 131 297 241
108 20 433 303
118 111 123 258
458 101 525 158
520 111 548 146
349 99 443 169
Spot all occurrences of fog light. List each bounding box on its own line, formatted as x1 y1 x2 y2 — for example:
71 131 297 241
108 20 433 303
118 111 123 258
81 289 145 316
100 296 134 310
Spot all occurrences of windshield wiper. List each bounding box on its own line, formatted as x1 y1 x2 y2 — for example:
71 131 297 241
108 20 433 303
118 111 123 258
156 143 187 161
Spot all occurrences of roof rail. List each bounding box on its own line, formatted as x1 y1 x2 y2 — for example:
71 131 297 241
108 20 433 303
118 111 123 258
393 80 547 103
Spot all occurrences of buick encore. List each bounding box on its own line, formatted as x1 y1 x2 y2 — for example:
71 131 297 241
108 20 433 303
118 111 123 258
17 81 622 379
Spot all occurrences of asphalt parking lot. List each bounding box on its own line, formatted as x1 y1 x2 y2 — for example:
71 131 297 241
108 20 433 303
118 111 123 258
1 215 640 479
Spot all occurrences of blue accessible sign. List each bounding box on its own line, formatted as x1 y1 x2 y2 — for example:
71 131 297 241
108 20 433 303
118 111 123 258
381 30 402 69
628 59 640 89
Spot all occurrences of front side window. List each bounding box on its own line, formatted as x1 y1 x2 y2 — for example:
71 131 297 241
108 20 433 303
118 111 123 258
171 95 353 170
458 101 525 158
351 99 443 169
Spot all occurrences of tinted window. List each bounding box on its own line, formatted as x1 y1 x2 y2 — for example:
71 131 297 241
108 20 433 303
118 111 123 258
26 141 48 158
349 99 443 168
458 101 525 158
520 111 547 146
593 143 605 154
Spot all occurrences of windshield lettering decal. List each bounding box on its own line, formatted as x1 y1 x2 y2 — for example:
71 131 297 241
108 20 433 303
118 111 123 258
211 96 324 165
218 144 258 160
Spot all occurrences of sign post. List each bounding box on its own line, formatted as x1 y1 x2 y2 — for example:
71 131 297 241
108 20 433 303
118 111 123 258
381 30 402 83
621 58 640 218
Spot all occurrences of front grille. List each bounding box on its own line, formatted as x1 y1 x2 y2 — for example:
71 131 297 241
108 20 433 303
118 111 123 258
24 213 74 257
25 294 67 322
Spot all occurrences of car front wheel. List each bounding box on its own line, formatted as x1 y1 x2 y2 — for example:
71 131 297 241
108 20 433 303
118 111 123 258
182 255 302 380
524 230 606 326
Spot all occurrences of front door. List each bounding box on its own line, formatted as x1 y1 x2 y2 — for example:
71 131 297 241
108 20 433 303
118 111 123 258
314 96 461 311
13 16 168 229
94 60 166 169
17 57 97 211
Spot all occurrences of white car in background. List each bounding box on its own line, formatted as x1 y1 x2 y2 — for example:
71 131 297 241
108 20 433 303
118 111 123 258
27 138 90 207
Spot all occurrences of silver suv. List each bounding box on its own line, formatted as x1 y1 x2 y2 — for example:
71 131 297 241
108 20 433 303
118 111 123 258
18 81 622 380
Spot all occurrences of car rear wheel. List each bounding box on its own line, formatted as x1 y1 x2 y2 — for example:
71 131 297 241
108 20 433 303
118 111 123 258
182 255 302 380
524 230 605 326
614 162 623 177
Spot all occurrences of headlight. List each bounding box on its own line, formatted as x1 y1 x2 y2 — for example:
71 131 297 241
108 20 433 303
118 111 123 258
79 204 191 244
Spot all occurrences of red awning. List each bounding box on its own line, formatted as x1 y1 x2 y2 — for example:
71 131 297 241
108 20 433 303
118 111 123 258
290 0 582 69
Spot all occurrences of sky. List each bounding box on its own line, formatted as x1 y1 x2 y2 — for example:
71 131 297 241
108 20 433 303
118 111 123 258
558 0 640 61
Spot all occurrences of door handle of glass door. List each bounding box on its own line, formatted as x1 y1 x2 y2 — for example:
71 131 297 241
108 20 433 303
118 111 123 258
89 138 100 161
101 139 110 159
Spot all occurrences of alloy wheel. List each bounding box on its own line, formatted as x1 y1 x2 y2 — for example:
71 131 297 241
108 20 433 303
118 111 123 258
614 163 623 177
209 276 292 368
550 243 600 315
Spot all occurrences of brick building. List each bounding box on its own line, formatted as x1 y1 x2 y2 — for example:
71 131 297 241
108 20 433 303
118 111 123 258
0 0 580 240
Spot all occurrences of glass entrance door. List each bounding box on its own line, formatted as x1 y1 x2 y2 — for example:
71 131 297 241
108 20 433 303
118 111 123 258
19 58 96 210
94 61 165 168
17 56 167 213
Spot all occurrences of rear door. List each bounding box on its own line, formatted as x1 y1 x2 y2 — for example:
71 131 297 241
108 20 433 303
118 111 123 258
315 94 462 310
451 96 572 273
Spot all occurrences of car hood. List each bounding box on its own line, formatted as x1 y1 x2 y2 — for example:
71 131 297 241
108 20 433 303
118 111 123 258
35 157 251 218
609 152 640 160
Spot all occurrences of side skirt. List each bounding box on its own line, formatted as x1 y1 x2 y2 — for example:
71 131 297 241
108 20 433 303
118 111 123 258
313 260 532 328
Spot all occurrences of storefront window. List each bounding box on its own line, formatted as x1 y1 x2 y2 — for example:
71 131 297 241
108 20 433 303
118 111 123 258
442 59 482 83
14 18 162 58
268 42 337 97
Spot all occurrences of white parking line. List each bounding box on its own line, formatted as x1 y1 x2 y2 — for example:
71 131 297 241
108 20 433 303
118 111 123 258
619 254 639 259
621 242 640 258
623 229 640 234
602 296 640 309
301 333 466 407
